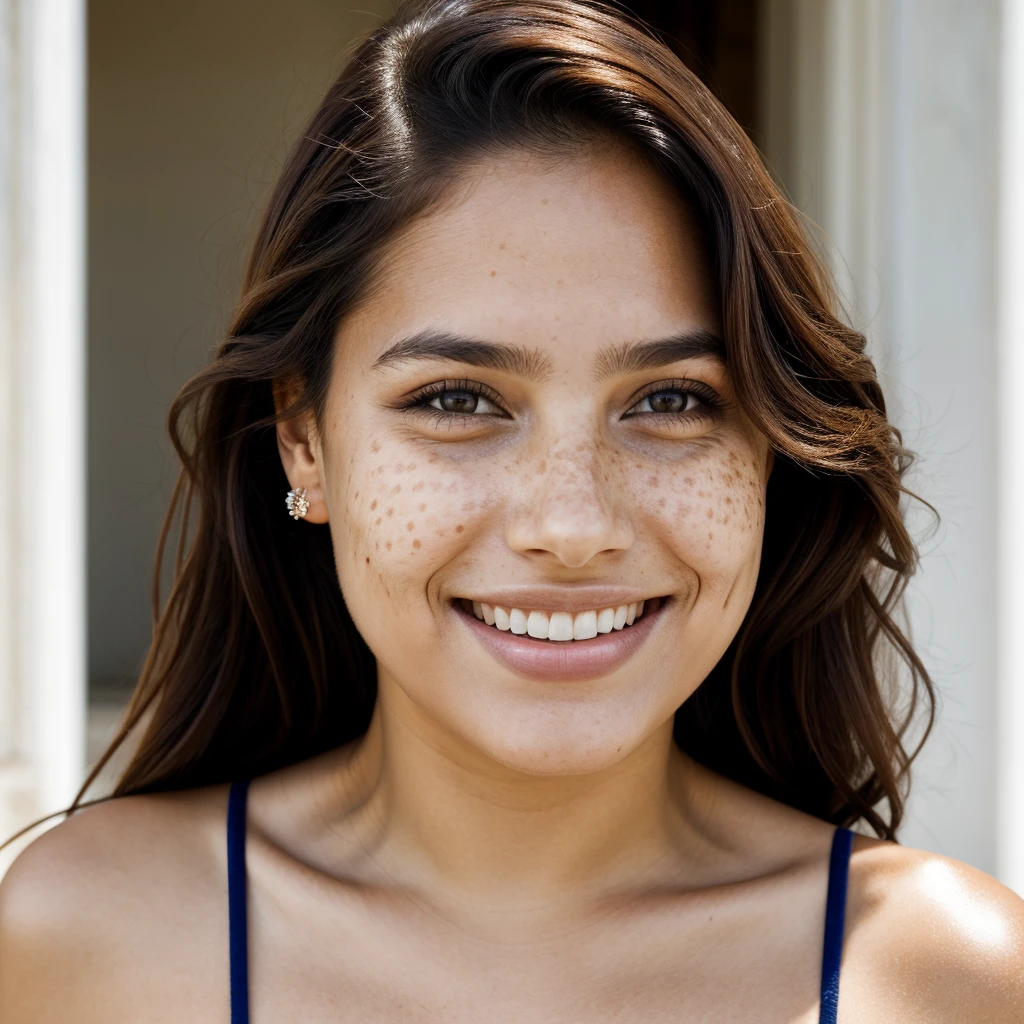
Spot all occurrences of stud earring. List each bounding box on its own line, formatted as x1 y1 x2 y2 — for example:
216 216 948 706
285 487 309 520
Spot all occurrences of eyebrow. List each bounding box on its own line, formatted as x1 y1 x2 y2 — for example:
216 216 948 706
372 329 555 381
592 330 726 380
370 327 726 381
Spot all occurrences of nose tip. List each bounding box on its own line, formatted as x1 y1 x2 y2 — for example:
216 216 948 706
505 455 634 567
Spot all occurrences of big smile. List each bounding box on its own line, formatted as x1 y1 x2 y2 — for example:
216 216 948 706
456 597 663 641
452 595 670 681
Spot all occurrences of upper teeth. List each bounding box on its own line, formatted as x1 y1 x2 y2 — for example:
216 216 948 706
468 600 646 640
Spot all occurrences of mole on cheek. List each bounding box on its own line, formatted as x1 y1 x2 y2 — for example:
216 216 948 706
456 524 464 533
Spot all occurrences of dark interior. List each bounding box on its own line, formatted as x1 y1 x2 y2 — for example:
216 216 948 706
618 0 761 141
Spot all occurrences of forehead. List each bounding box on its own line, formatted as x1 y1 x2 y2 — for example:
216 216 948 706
337 143 722 369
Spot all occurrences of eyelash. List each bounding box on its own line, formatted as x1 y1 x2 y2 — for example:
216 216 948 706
399 377 724 426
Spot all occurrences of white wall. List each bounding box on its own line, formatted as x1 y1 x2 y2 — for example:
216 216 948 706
0 0 86 870
760 0 1009 879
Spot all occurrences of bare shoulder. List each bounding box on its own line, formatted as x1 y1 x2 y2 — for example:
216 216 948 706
0 786 231 1023
842 835 1024 1023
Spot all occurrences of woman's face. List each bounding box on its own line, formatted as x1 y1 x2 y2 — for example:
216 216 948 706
283 142 772 775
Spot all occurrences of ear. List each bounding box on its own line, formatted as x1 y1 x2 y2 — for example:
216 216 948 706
273 380 329 524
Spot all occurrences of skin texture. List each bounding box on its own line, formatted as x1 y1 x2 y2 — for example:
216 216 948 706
2 144 1023 1023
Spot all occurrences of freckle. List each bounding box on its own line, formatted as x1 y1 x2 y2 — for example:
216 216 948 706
365 556 370 564
406 521 415 531
354 491 359 500
725 497 733 506
538 460 547 474
708 532 713 539
706 508 714 519
412 480 424 492
456 524 464 533
418 503 426 512
648 475 659 487
490 270 496 277
658 498 666 508
371 441 380 453
413 539 421 549
371 500 377 510
375 517 382 525
541 197 549 204
499 242 507 249
684 477 694 486
386 541 392 550
387 508 393 516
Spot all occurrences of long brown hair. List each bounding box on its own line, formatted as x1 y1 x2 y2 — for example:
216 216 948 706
80 0 933 840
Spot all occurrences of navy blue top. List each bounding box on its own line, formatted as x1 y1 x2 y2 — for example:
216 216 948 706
226 779 853 1023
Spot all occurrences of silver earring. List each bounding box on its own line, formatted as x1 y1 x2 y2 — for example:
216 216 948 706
285 487 309 520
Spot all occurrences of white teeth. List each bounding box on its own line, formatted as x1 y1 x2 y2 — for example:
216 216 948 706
467 600 654 640
549 611 574 642
526 610 550 639
573 610 598 640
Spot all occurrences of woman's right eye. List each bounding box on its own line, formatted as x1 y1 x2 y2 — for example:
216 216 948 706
427 389 501 415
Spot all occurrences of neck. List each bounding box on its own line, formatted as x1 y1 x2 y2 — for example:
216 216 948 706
332 675 720 912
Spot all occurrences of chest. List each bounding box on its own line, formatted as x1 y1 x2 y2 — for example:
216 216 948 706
240 886 832 1024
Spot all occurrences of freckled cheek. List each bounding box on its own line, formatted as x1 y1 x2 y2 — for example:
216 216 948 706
633 456 768 571
332 452 498 598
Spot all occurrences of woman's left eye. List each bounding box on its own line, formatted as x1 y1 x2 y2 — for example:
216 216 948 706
625 384 718 418
629 389 700 415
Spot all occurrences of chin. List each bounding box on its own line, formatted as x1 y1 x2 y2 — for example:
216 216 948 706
453 701 665 777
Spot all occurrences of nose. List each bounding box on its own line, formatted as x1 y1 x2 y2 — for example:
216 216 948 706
504 441 635 568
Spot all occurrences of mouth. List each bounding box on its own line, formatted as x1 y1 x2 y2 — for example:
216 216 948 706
457 596 662 640
452 595 670 681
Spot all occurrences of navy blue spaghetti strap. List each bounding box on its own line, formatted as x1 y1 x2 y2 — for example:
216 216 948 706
227 780 251 1024
819 826 854 1024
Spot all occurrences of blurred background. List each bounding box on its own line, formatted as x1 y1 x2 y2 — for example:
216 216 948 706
2 0 1024 888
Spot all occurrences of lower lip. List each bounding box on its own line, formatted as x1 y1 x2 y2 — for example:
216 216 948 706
454 598 668 682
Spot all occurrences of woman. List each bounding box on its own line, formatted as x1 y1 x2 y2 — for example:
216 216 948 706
2 0 1022 1020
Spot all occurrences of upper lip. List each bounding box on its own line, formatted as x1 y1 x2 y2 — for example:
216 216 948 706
454 586 666 613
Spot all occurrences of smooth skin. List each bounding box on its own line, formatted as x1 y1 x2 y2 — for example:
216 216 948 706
2 142 1023 1022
